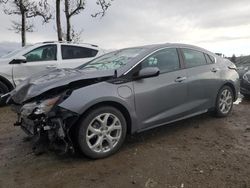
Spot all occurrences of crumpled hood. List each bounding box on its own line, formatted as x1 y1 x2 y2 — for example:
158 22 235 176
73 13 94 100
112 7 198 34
9 68 115 104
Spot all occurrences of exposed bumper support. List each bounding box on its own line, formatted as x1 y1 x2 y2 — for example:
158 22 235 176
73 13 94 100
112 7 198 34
12 104 79 155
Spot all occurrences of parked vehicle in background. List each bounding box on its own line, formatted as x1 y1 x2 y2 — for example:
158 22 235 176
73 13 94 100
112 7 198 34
237 66 249 79
5 43 240 159
0 41 106 103
240 71 250 98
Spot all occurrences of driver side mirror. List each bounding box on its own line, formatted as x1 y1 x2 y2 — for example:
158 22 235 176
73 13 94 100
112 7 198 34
9 56 27 64
133 67 160 80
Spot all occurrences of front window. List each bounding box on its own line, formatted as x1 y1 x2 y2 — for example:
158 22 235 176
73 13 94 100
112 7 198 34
141 48 180 73
79 48 146 71
24 45 57 62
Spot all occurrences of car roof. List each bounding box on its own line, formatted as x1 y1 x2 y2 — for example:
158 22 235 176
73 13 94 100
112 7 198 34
125 43 213 54
34 41 100 50
112 43 217 77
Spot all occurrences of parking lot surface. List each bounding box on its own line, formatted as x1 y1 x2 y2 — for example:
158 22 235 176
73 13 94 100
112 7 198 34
0 99 250 188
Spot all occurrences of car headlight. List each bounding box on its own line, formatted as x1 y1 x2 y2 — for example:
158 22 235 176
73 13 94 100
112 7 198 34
34 96 61 115
243 74 249 83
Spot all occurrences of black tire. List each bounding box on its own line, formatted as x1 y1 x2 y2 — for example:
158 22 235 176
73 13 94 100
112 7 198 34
214 86 234 117
77 106 127 159
0 81 9 106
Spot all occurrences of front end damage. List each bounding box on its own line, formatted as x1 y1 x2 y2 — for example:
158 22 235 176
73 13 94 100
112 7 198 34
5 69 116 155
11 91 79 155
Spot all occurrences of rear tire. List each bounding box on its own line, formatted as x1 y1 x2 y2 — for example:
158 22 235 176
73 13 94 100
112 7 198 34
214 86 234 117
0 81 9 106
77 106 127 159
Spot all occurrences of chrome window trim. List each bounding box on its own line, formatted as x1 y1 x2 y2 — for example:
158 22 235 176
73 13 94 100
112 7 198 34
123 47 217 75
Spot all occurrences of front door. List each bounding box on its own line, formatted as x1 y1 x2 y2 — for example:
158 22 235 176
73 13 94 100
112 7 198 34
13 44 58 85
132 48 189 130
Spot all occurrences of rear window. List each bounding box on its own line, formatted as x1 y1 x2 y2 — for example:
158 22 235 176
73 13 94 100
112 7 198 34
182 49 207 68
61 45 98 60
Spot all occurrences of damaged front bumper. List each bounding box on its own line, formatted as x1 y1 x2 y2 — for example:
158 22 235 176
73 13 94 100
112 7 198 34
12 100 79 154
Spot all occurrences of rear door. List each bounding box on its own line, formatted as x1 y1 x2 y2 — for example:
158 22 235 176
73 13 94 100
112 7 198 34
132 48 189 130
59 45 99 68
13 44 58 85
181 48 220 112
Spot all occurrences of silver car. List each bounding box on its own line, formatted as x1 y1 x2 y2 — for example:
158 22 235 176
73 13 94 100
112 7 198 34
5 43 240 159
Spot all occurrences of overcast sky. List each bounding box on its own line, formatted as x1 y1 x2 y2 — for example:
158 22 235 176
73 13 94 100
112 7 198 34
0 0 250 56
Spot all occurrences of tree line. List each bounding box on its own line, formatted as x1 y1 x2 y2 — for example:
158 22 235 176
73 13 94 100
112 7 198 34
0 0 113 46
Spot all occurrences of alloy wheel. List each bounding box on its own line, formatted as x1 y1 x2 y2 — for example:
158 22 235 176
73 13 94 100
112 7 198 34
86 113 122 153
219 89 233 114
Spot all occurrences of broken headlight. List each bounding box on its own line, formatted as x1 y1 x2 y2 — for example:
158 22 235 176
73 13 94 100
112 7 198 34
34 96 61 115
21 102 37 117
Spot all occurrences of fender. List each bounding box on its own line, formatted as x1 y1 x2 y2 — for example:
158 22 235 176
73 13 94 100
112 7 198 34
58 82 139 133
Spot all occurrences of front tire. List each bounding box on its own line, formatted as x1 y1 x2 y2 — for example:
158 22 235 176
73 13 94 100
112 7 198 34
77 106 127 159
214 86 234 117
0 81 9 106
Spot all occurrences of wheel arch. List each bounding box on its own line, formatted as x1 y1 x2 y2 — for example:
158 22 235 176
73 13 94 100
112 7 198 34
77 101 132 135
0 75 14 92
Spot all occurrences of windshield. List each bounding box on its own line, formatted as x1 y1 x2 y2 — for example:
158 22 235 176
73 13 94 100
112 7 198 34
79 48 146 71
1 45 32 58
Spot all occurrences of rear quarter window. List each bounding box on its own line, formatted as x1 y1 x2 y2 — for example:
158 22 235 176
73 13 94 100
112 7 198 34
205 54 215 64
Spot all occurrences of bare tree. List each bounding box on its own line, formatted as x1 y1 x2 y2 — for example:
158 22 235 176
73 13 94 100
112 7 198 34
0 0 52 46
91 0 113 18
63 0 113 42
64 0 84 42
231 54 236 63
56 0 62 41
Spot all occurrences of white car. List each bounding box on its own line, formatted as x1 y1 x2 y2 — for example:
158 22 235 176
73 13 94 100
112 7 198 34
0 42 106 101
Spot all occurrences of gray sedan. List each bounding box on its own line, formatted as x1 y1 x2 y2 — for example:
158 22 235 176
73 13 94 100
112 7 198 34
5 43 240 159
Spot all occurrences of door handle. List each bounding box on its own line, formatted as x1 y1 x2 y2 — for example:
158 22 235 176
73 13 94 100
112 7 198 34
211 67 219 73
46 65 57 69
175 76 187 82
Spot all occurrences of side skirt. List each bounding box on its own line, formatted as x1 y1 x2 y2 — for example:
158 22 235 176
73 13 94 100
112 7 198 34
136 109 208 133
